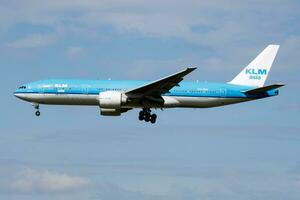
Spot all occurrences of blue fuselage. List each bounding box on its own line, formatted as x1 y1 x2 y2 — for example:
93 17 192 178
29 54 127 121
14 79 278 108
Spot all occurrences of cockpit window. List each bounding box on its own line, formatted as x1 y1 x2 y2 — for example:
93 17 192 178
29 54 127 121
18 86 26 89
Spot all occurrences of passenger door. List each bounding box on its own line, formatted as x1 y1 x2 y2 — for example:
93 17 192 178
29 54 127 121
82 86 89 95
220 88 227 98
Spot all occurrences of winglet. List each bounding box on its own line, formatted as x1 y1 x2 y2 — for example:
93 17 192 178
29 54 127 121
187 67 197 71
184 67 197 75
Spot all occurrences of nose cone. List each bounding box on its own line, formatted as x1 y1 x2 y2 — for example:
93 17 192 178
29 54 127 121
14 89 27 100
14 91 22 99
14 92 22 99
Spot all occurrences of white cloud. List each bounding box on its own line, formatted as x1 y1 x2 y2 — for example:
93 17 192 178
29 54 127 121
0 0 298 77
66 46 85 58
9 168 89 193
6 34 55 49
1 0 298 46
6 26 63 49
0 0 298 73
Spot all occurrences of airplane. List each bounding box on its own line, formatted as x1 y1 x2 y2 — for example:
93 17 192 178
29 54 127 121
14 45 284 124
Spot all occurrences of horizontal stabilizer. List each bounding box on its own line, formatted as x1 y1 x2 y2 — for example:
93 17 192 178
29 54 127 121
243 83 285 94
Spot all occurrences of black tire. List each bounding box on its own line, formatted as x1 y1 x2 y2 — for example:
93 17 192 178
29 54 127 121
139 111 144 116
144 114 150 122
139 115 144 121
150 114 156 124
35 111 40 116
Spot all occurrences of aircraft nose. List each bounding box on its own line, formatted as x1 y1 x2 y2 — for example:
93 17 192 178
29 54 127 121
14 91 25 100
14 92 22 99
14 91 32 102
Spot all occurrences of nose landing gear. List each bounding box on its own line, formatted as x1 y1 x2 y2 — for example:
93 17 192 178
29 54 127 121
35 110 40 116
139 108 157 124
33 104 41 117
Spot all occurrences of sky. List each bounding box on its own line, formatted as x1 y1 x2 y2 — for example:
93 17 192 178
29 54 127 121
0 0 300 199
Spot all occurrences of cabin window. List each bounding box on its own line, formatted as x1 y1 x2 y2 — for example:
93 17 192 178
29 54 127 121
19 86 26 89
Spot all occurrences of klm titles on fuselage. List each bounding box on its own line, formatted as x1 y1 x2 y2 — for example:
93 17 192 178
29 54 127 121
246 68 267 80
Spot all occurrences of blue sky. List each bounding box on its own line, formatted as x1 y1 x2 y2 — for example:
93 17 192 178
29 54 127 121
0 0 300 199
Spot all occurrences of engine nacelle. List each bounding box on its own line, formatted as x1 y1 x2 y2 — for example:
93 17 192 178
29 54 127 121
100 108 121 116
98 91 127 116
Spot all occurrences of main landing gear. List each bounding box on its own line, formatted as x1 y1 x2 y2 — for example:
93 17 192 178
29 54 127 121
33 104 41 117
139 108 157 124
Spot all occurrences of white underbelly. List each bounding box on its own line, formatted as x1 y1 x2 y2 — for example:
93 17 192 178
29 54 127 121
17 93 250 108
17 93 99 105
162 96 251 108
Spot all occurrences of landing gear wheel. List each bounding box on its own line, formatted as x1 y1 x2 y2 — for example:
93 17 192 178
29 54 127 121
35 111 40 116
32 104 41 117
138 108 157 124
139 111 145 120
139 115 144 121
144 113 150 122
150 114 157 124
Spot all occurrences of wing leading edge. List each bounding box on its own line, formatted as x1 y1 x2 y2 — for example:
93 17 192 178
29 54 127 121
125 67 197 99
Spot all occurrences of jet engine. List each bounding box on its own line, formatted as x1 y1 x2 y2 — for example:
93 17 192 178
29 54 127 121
98 91 127 116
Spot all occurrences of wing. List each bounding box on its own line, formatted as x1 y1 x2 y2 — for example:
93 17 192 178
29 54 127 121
125 67 197 99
